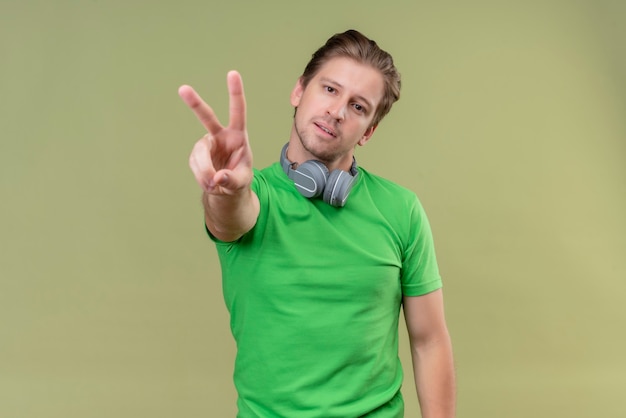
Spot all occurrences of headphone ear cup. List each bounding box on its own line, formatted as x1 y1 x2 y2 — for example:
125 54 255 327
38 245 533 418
292 160 329 198
323 169 356 207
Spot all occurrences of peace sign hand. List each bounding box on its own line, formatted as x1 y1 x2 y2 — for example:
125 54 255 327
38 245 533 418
179 71 253 196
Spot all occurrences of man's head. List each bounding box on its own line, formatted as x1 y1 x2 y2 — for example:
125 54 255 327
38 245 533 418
300 30 401 128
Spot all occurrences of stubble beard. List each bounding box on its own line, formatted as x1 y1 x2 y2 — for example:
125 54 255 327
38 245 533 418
293 111 342 165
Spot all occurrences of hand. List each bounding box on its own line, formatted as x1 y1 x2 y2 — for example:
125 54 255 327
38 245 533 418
179 71 253 196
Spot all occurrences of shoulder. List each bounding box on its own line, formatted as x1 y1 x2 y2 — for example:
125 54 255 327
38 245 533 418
355 167 434 236
357 167 420 206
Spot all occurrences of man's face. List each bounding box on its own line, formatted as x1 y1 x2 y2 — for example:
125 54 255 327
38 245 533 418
290 57 384 167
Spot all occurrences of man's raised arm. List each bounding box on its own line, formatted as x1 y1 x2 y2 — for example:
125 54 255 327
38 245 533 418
179 71 260 242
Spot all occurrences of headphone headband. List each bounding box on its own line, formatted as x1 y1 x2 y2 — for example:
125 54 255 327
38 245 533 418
279 143 358 207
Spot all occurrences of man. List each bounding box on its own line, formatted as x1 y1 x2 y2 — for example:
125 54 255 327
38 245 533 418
179 30 455 418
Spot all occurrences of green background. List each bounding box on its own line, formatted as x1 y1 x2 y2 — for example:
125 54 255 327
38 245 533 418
1 0 625 416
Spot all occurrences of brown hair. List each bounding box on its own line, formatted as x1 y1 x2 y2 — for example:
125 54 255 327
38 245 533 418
300 29 401 127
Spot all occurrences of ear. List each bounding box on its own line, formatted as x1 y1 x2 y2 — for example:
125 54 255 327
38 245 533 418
357 124 378 146
290 77 304 107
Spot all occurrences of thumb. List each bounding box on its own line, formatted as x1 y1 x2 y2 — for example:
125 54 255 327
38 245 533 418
216 172 230 187
215 167 251 192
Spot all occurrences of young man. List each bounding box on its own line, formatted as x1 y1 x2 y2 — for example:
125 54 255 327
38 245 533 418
179 30 455 418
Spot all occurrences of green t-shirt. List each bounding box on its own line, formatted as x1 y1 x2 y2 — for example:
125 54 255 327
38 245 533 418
211 163 442 417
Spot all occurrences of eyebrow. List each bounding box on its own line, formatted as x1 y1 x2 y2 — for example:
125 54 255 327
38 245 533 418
320 77 375 111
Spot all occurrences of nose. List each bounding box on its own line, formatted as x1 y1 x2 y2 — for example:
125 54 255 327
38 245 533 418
327 101 346 122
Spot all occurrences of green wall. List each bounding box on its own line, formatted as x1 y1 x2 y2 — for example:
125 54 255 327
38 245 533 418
1 0 625 416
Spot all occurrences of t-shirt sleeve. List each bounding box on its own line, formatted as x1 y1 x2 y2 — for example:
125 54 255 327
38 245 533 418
400 196 443 296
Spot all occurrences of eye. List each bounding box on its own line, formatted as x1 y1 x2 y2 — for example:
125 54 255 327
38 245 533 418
324 85 336 94
353 103 366 113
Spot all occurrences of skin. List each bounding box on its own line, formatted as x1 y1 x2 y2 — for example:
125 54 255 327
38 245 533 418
287 57 382 171
179 57 455 417
404 291 457 418
178 71 259 243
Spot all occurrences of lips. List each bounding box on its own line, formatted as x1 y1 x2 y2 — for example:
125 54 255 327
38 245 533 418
314 122 337 138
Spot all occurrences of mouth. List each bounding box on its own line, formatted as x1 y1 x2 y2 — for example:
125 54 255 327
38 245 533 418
314 122 337 138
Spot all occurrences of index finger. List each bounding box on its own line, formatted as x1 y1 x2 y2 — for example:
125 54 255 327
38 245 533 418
178 84 223 134
227 71 246 131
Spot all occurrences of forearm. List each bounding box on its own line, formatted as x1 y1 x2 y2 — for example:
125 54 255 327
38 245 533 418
203 188 259 242
411 333 456 418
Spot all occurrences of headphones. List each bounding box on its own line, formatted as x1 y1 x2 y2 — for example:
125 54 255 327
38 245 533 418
280 143 359 207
